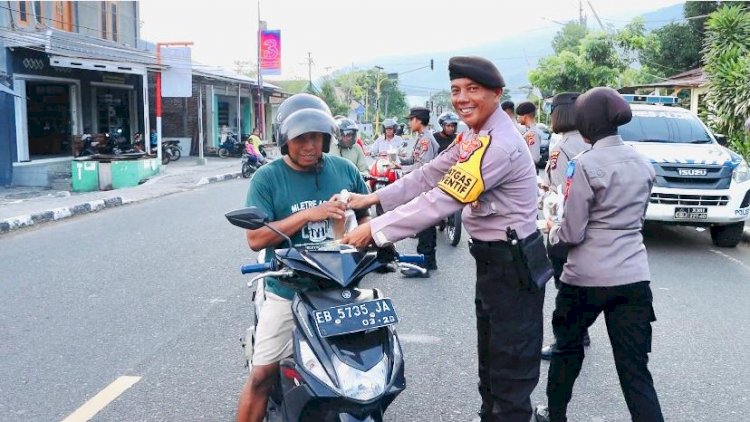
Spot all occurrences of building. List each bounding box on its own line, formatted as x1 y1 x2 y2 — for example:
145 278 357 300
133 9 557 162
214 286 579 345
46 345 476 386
619 68 708 115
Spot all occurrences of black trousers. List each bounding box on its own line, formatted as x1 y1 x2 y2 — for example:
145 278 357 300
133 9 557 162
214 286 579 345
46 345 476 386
416 226 437 269
470 240 545 422
546 281 663 422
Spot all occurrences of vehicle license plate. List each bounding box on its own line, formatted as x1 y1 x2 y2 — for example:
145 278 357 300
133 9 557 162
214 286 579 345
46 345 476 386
313 298 398 338
674 207 708 220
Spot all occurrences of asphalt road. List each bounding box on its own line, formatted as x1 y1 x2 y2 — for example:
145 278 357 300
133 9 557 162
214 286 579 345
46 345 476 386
1 179 749 421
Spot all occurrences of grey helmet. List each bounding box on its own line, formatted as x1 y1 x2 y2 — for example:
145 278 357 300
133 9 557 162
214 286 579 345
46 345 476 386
278 109 338 154
275 94 336 154
336 117 359 148
438 111 459 127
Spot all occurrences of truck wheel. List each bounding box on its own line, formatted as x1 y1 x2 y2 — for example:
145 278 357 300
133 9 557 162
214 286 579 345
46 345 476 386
709 222 745 248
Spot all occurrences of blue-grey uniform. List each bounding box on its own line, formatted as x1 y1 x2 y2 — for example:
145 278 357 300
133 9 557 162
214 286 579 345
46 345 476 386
542 87 664 422
522 123 542 164
545 131 589 192
402 128 439 173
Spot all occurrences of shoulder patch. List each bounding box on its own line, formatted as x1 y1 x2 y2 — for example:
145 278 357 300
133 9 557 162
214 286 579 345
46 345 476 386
549 151 561 170
563 160 576 201
457 135 484 163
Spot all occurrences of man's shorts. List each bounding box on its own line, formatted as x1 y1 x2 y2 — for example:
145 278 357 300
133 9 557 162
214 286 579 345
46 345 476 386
252 289 374 366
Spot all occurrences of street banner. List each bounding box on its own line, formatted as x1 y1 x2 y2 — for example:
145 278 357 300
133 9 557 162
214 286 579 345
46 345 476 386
260 30 281 76
161 46 192 97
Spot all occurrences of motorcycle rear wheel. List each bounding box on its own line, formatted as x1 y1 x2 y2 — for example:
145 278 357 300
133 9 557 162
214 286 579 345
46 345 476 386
161 152 170 165
241 162 256 178
446 211 462 246
218 148 230 159
168 145 181 161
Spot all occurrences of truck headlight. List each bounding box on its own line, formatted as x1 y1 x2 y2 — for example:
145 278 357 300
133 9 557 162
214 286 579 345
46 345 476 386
733 159 750 183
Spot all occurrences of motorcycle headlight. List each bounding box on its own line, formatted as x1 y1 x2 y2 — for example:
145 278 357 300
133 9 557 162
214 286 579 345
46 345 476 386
733 159 750 183
332 355 388 402
298 338 335 389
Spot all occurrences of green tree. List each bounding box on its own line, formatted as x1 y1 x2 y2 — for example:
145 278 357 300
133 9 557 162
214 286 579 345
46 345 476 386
552 22 588 54
320 80 348 116
232 60 257 79
703 5 750 158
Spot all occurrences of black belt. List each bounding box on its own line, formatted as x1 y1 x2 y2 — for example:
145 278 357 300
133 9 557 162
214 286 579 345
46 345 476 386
469 238 511 248
469 238 515 263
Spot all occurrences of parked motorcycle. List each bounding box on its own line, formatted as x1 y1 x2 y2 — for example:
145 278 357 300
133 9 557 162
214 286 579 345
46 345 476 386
133 133 172 165
225 206 424 422
163 139 182 162
439 210 462 247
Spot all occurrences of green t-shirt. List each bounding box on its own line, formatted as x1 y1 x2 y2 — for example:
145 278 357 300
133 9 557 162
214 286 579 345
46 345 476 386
245 154 370 299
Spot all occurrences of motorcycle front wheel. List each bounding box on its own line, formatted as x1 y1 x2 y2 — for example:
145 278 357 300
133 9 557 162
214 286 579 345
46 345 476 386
168 145 181 161
161 152 171 165
218 147 230 159
446 210 462 246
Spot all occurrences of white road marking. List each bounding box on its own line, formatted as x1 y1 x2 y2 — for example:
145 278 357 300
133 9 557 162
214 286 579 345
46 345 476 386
398 333 442 344
61 376 141 422
209 298 227 304
709 249 750 272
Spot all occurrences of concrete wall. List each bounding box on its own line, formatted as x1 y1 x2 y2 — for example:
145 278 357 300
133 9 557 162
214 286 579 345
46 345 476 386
77 1 139 47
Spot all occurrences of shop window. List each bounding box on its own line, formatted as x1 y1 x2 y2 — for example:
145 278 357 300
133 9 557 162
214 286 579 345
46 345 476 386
96 88 131 141
218 101 230 127
25 83 72 157
100 1 119 41
32 1 42 25
17 1 29 27
53 1 73 31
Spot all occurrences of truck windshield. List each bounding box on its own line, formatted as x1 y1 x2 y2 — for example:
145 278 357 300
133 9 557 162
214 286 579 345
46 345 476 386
619 110 713 144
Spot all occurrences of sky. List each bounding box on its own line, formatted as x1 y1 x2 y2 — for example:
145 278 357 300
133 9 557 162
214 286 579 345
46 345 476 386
138 0 685 82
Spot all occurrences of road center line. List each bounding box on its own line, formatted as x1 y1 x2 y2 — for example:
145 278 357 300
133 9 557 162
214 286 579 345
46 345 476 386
61 375 141 422
709 249 750 272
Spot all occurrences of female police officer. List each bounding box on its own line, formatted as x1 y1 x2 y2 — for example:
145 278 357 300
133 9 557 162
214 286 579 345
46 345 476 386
534 87 664 422
341 56 544 422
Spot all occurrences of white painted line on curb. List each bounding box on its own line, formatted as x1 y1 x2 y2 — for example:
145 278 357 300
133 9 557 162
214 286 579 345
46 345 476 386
709 249 750 272
61 375 141 422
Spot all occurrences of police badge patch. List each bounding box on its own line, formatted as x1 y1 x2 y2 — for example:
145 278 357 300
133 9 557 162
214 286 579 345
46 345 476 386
549 151 560 170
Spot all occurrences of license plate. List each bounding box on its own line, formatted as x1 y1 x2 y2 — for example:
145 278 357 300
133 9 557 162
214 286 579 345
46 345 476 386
375 183 387 190
313 298 398 338
674 207 708 220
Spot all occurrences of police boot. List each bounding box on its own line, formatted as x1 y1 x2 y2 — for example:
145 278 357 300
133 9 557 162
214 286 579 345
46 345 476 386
533 406 551 422
541 343 558 360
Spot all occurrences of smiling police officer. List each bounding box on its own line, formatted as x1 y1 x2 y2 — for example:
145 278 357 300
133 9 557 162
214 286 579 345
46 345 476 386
341 56 545 422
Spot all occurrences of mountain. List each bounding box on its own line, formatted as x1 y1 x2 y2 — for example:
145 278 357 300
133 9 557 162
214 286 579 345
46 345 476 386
353 2 685 103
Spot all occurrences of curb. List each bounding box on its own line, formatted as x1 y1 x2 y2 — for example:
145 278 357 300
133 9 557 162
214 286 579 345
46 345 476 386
1 171 243 236
196 171 242 186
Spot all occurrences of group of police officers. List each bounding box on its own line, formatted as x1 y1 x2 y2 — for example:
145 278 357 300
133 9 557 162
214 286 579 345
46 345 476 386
239 55 663 422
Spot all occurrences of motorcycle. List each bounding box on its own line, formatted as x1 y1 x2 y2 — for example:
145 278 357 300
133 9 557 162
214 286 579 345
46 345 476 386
241 152 265 178
218 130 245 158
225 206 425 422
162 139 182 162
365 150 402 215
133 133 172 165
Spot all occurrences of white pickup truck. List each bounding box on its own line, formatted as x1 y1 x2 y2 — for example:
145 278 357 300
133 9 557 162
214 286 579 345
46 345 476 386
619 96 750 247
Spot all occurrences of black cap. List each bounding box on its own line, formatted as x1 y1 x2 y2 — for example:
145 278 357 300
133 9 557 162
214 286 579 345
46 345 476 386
448 56 505 89
574 87 632 143
407 106 431 122
516 101 536 116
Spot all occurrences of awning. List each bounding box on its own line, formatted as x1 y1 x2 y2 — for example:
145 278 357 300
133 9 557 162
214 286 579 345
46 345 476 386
0 27 160 69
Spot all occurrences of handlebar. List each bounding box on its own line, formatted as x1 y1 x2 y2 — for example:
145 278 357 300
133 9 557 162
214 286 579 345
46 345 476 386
241 262 275 274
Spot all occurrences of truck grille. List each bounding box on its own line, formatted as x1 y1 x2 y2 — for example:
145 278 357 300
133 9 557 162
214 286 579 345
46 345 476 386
652 164 732 190
649 193 729 206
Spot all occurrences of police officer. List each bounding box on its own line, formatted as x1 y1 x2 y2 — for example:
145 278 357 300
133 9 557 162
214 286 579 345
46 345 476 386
434 111 460 153
341 56 544 422
517 101 542 165
534 87 663 422
399 106 440 277
540 92 591 360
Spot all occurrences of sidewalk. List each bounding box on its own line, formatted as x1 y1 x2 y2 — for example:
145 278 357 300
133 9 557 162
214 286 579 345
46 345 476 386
1 157 246 235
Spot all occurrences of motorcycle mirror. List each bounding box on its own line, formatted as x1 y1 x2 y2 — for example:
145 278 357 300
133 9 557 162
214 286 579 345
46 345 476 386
225 207 268 230
225 207 294 248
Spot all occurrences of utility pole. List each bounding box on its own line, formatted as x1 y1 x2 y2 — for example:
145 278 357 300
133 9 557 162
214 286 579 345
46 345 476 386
256 1 266 140
579 0 586 26
307 52 313 92
586 0 605 31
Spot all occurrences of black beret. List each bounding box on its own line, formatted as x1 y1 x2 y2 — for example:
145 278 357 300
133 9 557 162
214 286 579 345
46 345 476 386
516 101 537 116
408 106 431 123
448 56 505 89
574 87 632 143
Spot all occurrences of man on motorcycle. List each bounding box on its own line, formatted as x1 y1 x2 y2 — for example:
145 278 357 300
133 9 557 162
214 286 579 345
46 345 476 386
370 118 405 158
329 117 369 172
434 111 460 153
237 94 371 422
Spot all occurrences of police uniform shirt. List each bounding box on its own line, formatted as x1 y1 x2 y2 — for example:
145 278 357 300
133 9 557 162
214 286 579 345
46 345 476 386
523 123 542 163
369 106 538 245
545 130 589 192
557 135 655 287
406 128 439 171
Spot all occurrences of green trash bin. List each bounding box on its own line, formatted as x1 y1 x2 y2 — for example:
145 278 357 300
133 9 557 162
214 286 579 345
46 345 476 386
71 160 99 192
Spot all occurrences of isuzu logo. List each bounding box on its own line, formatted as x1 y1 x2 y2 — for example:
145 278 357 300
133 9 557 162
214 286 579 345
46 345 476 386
678 168 707 176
